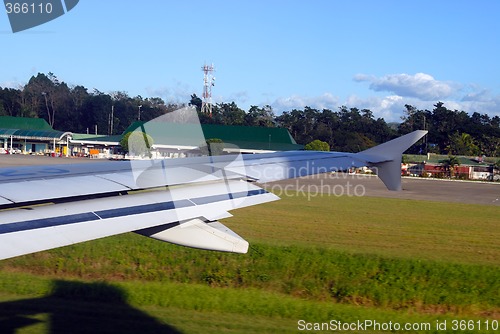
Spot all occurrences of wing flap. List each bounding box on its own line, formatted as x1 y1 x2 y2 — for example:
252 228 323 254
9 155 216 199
136 218 249 253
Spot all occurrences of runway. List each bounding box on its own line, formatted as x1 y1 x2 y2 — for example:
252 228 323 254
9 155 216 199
1 154 499 206
264 173 500 206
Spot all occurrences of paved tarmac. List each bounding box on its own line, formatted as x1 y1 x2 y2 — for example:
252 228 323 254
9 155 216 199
265 173 500 206
1 154 499 206
0 154 105 167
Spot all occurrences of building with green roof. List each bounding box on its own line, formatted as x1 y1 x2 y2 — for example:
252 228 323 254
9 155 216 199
122 121 302 154
0 115 301 158
420 153 498 181
0 116 72 154
73 121 302 158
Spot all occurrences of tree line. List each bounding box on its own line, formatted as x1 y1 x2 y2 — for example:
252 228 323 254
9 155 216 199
0 72 180 135
190 95 499 156
1 72 499 156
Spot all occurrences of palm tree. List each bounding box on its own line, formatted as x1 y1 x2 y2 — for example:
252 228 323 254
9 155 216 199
441 156 460 178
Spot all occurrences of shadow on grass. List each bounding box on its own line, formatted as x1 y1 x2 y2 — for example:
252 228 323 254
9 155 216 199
0 280 181 333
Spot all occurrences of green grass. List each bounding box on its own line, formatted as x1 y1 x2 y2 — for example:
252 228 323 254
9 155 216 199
224 195 500 265
0 272 497 334
0 194 499 333
2 237 498 314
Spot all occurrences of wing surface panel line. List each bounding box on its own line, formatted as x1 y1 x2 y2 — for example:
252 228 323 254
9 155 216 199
0 188 270 235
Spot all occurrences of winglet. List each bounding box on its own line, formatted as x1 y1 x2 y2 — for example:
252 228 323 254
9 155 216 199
355 130 427 191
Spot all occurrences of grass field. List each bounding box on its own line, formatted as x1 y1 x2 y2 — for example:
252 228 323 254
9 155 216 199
225 195 500 265
0 193 499 333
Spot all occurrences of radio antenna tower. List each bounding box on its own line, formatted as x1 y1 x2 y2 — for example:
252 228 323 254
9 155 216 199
201 63 215 116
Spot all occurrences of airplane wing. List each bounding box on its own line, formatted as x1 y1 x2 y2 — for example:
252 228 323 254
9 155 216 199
0 130 426 260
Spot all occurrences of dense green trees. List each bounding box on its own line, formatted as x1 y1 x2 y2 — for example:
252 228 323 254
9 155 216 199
275 106 395 152
305 139 330 151
0 73 179 135
1 73 499 156
398 102 500 156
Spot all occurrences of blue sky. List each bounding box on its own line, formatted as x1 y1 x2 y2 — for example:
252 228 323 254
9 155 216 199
2 0 499 121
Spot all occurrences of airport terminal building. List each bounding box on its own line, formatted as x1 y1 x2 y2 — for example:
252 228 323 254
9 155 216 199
0 116 303 157
0 116 72 155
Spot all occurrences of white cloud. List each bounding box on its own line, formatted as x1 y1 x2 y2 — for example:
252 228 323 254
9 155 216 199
228 91 249 104
145 80 195 104
0 80 24 89
345 93 500 122
268 79 500 122
456 96 500 117
270 92 425 122
440 86 500 117
354 72 456 100
146 86 171 98
348 72 500 119
344 94 407 122
461 89 490 102
270 93 339 111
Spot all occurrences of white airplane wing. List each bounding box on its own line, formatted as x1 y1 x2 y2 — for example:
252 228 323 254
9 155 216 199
0 130 426 260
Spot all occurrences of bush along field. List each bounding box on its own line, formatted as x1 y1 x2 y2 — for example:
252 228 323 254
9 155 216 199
0 194 498 333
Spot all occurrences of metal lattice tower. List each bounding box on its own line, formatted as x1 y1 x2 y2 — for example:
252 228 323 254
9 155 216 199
201 63 215 116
